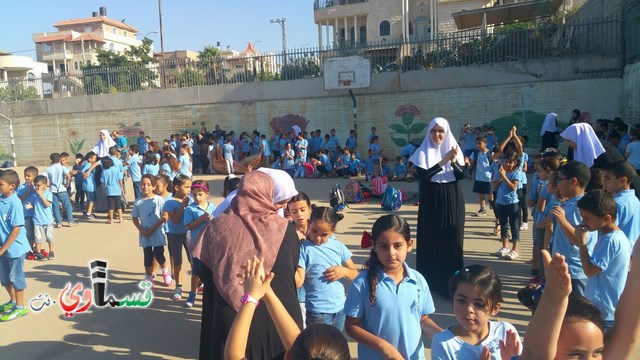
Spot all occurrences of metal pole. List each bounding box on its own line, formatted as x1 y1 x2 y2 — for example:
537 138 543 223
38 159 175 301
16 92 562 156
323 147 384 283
348 89 357 132
0 113 18 168
158 0 166 89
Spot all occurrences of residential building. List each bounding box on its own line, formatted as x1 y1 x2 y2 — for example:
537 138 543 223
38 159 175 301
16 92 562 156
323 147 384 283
32 7 143 75
220 43 280 77
0 51 48 81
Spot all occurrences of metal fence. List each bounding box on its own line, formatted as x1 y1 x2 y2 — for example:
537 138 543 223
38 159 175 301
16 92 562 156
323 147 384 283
0 17 624 103
625 1 640 64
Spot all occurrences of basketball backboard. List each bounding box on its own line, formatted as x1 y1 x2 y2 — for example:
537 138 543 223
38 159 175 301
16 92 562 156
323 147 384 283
323 56 371 91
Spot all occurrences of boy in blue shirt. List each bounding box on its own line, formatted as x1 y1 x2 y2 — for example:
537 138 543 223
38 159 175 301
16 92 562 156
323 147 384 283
29 176 55 261
347 152 361 177
314 149 332 177
43 153 75 228
549 161 597 296
469 136 493 216
575 189 631 332
17 166 38 258
362 149 374 181
127 145 143 200
0 170 31 321
82 152 98 219
380 157 393 180
603 160 640 247
392 156 408 181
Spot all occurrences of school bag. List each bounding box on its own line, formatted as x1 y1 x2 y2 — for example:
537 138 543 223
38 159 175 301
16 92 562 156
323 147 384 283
304 162 315 177
344 180 364 203
381 186 402 211
371 176 388 197
329 184 346 211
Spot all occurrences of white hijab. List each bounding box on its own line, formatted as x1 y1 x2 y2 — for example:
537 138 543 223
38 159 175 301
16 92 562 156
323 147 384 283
540 113 559 136
560 123 605 167
409 117 465 183
92 129 117 157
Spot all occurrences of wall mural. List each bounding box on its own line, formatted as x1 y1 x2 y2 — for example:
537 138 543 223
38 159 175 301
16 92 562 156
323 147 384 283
68 129 86 155
269 114 310 134
389 104 427 148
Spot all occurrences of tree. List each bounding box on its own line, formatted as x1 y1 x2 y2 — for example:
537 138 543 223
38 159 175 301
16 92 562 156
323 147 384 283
0 83 39 102
198 45 223 85
173 68 205 88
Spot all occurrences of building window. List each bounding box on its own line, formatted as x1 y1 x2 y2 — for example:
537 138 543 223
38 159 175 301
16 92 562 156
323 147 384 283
123 30 128 37
109 43 115 51
360 26 367 44
43 42 52 52
86 60 91 66
235 64 244 69
379 21 390 36
112 27 117 34
74 62 79 70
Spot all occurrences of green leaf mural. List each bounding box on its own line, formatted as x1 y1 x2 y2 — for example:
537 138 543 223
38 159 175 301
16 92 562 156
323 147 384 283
389 104 427 149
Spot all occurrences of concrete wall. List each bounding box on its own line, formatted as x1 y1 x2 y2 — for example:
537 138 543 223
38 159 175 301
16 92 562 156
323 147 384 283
624 62 640 123
0 55 624 165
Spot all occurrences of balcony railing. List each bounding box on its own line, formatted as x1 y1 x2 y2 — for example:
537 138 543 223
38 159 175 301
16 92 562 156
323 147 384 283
314 0 368 10
0 17 623 103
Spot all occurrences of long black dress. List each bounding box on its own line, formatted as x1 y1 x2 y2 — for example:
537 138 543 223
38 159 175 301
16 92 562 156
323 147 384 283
541 131 559 151
199 222 303 360
415 162 466 298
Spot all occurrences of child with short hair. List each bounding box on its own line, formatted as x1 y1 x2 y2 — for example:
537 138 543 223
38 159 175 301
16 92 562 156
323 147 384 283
469 136 492 216
314 149 332 178
362 149 374 181
29 176 55 261
380 157 392 180
549 161 597 296
142 151 159 176
530 156 560 281
0 170 31 321
127 144 143 200
44 153 75 228
493 151 522 260
345 215 441 359
17 166 38 257
72 153 85 210
222 136 235 175
431 265 522 359
574 190 631 332
100 157 124 224
293 150 306 178
603 160 640 247
82 152 98 219
296 207 358 331
347 152 361 178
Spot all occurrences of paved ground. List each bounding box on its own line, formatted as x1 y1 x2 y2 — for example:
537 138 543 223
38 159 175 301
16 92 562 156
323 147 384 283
1 172 637 359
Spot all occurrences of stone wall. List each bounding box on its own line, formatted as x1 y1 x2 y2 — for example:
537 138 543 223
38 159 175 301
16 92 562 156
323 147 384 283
0 55 624 165
624 62 640 123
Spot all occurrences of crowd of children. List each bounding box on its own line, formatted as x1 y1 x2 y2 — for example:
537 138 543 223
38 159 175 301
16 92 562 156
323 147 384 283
2 120 640 360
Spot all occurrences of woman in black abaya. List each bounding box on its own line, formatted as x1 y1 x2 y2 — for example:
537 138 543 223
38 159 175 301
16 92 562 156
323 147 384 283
409 117 466 298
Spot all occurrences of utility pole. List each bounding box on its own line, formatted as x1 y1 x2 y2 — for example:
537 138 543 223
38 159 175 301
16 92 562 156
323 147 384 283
270 18 287 79
158 0 166 88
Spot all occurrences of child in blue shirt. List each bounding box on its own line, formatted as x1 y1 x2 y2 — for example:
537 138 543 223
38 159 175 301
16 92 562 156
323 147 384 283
100 157 124 224
530 156 560 280
380 157 392 180
362 149 374 180
0 170 31 321
296 207 358 331
222 137 235 175
575 190 631 332
347 153 361 177
17 166 38 255
82 152 98 219
314 150 332 177
345 215 441 359
469 136 492 215
43 153 75 227
293 150 306 178
127 144 143 200
603 160 640 247
29 176 55 261
178 144 192 178
549 161 597 296
392 156 408 181
72 153 85 210
142 152 160 176
492 151 522 260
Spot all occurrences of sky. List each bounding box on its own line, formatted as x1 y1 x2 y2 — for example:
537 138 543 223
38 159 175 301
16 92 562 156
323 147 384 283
0 0 319 58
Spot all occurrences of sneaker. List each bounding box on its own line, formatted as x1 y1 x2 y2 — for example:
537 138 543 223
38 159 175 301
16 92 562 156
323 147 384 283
197 284 204 295
185 292 196 308
162 272 173 287
54 223 62 229
520 222 529 231
495 247 510 257
34 252 48 261
0 306 27 321
40 250 49 258
505 250 520 260
25 251 35 260
476 208 487 217
67 222 77 227
1 301 15 314
47 251 55 260
87 214 96 219
172 286 182 300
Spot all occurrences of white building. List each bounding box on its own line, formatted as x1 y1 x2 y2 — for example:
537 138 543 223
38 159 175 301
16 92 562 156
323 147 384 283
32 7 143 75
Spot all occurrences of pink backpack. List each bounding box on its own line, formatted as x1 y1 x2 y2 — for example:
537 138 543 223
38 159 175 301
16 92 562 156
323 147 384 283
371 176 388 197
304 162 315 177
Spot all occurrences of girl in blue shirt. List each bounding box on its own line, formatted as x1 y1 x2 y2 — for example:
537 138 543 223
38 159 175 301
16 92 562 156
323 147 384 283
142 152 160 176
345 215 442 360
100 157 124 224
492 151 522 260
178 144 192 178
296 207 358 331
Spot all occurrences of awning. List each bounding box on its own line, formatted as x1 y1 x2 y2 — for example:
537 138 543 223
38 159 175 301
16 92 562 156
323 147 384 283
452 0 564 30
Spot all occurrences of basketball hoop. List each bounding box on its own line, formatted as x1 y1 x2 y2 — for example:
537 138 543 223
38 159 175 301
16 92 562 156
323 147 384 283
340 80 352 88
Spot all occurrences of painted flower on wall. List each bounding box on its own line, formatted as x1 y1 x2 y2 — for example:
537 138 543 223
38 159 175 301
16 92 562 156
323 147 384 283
67 129 85 155
119 122 144 147
269 114 310 134
389 104 427 148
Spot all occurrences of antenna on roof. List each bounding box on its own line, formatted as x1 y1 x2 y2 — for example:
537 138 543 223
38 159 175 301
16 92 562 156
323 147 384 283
121 18 126 23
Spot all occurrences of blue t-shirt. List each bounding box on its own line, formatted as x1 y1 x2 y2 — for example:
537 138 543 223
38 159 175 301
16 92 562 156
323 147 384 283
585 230 631 321
241 139 250 153
432 321 520 360
261 139 272 156
551 195 597 280
370 143 382 160
283 149 295 170
138 137 149 154
348 159 361 173
329 135 339 151
178 154 192 177
73 164 84 185
485 134 498 150
184 202 216 248
132 196 167 248
519 153 529 185
30 190 54 226
312 137 323 154
81 162 95 193
614 189 640 247
162 199 188 234
533 180 550 225
298 236 352 313
116 136 128 157
296 138 309 159
318 154 332 172
0 193 30 258
395 163 407 177
17 184 34 218
380 164 392 177
101 167 122 196
363 158 374 174
400 144 416 158
470 150 492 182
496 170 521 205
461 132 476 151
625 142 640 169
345 136 357 150
161 163 177 181
223 143 234 160
142 163 159 176
127 154 142 182
344 264 435 360
44 163 69 193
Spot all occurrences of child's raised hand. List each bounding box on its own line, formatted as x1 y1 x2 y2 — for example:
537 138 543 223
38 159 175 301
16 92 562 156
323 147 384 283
499 329 522 359
574 224 589 246
549 206 565 220
200 212 211 221
542 250 572 300
498 165 506 176
242 256 274 301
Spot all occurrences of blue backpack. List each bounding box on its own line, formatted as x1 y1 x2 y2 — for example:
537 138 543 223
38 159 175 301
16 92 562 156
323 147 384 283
381 186 402 211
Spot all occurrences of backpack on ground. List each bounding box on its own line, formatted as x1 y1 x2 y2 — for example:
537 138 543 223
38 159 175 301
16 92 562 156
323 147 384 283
371 176 388 197
329 184 346 211
381 186 402 211
344 180 364 203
